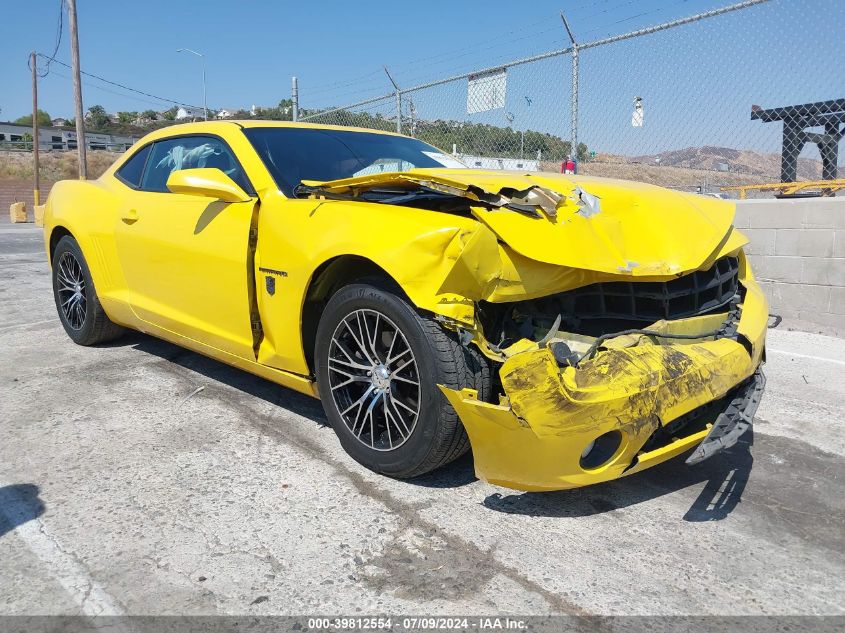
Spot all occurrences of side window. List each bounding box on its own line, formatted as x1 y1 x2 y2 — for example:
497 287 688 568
140 136 249 194
115 144 151 188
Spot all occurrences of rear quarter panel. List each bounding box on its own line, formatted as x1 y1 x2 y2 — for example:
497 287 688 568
44 177 135 326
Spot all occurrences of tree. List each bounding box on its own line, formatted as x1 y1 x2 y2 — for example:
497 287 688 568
251 99 294 121
141 110 158 121
576 142 588 162
299 106 590 163
162 107 177 121
86 105 110 129
14 109 52 127
117 111 135 124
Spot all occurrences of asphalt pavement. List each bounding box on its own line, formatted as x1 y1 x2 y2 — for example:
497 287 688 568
1 221 843 617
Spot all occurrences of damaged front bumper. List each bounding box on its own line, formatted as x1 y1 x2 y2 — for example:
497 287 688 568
684 367 764 466
440 278 768 492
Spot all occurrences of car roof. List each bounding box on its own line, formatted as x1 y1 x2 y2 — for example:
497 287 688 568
136 120 404 143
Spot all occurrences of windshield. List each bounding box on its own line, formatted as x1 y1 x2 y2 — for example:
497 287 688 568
242 127 466 196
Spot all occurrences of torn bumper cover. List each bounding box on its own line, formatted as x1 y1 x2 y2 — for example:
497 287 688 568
685 368 764 465
440 279 768 492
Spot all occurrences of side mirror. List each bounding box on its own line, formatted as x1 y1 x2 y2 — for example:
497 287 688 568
166 168 252 203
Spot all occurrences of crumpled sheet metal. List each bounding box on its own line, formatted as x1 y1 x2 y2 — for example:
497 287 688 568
302 168 744 277
439 279 767 491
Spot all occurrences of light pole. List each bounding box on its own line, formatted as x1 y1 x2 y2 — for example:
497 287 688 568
177 48 207 120
505 111 524 160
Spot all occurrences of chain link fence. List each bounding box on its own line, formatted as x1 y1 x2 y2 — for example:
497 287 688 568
299 0 844 197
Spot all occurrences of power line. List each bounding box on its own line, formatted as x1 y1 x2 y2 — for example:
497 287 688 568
44 68 180 109
36 54 207 110
576 0 694 39
304 69 387 97
301 0 772 123
302 0 710 107
29 0 64 78
302 2 652 100
301 13 567 100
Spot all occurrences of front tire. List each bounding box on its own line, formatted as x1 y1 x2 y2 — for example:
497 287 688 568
315 283 490 479
52 235 125 346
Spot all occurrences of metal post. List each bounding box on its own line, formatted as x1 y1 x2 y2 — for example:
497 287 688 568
409 99 417 137
561 12 579 162
781 120 803 183
30 51 41 207
571 45 579 159
383 66 403 134
291 76 299 122
66 0 87 179
201 60 207 120
819 121 841 181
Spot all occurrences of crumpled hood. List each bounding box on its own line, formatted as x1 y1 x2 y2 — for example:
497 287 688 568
301 168 741 276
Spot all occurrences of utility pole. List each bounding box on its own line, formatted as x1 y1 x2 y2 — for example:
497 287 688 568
30 51 41 206
291 76 299 122
383 67 416 136
560 12 579 163
383 66 402 134
67 0 87 179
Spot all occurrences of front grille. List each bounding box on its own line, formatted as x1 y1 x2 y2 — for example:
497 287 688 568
561 256 740 323
476 256 741 345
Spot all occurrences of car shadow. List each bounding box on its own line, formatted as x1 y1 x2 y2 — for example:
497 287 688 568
0 484 46 537
121 332 329 425
109 332 753 519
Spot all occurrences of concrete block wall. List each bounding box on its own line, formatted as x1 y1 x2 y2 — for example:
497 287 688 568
0 179 56 215
736 196 845 330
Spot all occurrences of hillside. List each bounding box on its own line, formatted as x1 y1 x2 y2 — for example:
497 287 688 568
630 145 839 181
0 150 118 181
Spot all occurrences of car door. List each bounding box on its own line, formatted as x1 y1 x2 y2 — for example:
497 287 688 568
114 134 257 359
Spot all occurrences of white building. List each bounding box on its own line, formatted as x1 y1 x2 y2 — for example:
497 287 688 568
175 106 205 121
0 121 137 151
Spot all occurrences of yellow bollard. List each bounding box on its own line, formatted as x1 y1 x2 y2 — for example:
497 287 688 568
10 202 28 223
34 204 46 227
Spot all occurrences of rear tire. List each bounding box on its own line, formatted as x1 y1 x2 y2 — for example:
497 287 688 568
315 282 490 478
52 235 125 346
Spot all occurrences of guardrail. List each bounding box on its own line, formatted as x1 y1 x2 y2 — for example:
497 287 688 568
721 179 845 199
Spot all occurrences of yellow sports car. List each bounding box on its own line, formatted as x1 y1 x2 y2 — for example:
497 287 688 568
44 121 767 491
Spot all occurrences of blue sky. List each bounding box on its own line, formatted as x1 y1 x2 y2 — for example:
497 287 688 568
1 0 842 155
